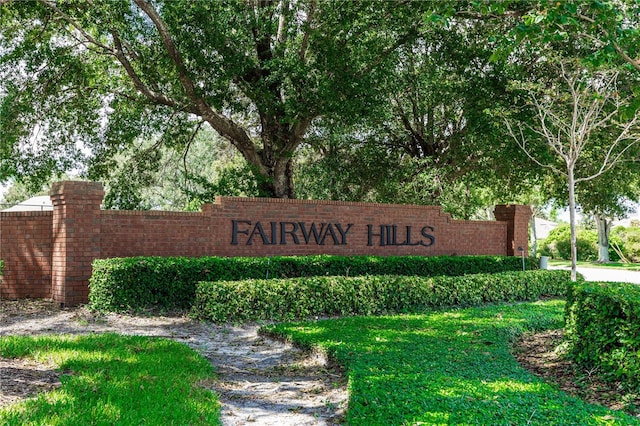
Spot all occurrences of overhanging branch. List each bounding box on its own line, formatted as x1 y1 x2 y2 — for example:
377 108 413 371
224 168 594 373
132 0 262 169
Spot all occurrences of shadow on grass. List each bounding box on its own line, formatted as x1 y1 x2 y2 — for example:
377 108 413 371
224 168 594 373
265 300 639 425
0 334 220 426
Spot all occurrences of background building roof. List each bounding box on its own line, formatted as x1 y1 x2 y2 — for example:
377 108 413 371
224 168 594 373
2 195 53 212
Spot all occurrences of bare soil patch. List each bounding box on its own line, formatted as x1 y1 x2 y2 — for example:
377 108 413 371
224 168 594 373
512 329 640 417
0 299 346 425
0 357 61 407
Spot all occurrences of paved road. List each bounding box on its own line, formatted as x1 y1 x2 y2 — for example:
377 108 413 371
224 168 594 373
550 266 640 284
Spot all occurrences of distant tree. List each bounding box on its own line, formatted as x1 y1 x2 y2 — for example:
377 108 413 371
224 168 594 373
505 61 640 280
0 180 48 208
100 127 260 210
576 168 640 263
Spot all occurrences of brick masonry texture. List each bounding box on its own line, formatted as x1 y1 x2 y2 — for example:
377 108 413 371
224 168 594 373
0 181 531 306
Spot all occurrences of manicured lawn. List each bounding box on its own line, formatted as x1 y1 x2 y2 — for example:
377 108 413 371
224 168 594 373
3 301 638 425
265 300 639 425
0 334 220 425
549 259 640 271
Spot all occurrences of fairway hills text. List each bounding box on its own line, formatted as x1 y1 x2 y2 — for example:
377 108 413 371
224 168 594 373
231 220 435 247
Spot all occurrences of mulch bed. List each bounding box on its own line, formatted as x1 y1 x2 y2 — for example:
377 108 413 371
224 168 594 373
512 329 640 417
0 358 62 407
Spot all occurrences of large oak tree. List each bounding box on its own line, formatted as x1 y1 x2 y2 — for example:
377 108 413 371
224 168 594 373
0 0 424 198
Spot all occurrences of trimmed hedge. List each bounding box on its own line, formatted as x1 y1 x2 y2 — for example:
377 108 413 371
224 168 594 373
190 270 571 323
89 255 539 312
565 281 640 389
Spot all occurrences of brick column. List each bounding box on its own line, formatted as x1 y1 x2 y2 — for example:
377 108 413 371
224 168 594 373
494 204 532 257
50 181 104 306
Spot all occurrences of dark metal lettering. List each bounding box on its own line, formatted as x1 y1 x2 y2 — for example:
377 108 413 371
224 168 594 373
299 222 324 245
231 220 251 245
405 225 421 246
320 223 339 245
386 225 394 246
270 222 277 245
391 225 399 245
334 223 353 245
420 226 436 247
247 222 272 245
234 220 435 248
279 222 300 245
367 224 382 246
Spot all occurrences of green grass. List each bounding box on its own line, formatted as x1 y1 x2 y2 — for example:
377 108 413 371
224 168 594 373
0 334 220 425
548 259 640 271
265 300 639 425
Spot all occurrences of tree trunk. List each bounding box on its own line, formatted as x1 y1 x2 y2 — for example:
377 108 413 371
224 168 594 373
256 156 296 199
595 214 611 263
256 123 300 198
206 115 304 199
568 168 578 281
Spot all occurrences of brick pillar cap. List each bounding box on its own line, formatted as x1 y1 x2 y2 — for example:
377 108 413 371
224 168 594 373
494 204 532 218
50 181 104 204
50 180 103 196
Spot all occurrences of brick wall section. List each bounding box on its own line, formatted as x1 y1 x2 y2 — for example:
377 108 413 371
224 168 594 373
100 198 510 258
203 197 510 257
0 181 532 306
0 211 52 299
494 204 532 257
100 210 211 258
50 181 104 306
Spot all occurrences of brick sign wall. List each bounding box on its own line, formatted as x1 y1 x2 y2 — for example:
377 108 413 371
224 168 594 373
0 181 531 306
0 211 52 299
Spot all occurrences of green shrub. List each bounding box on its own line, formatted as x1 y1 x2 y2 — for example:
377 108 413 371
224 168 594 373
612 226 640 262
538 224 598 261
190 270 570 323
89 255 539 312
565 281 640 389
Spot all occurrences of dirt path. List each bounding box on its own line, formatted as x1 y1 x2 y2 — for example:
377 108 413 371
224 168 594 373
0 300 347 425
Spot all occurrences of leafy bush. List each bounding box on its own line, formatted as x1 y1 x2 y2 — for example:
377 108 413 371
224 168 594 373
538 224 599 261
565 281 640 389
612 226 640 262
191 270 571 323
89 255 539 312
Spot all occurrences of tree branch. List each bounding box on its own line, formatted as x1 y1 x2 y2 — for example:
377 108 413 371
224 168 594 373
276 0 289 46
182 121 204 177
577 12 640 72
38 0 113 53
530 97 567 159
132 0 199 104
110 31 189 113
576 115 640 183
133 0 262 170
357 24 418 78
504 117 567 177
299 0 316 61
